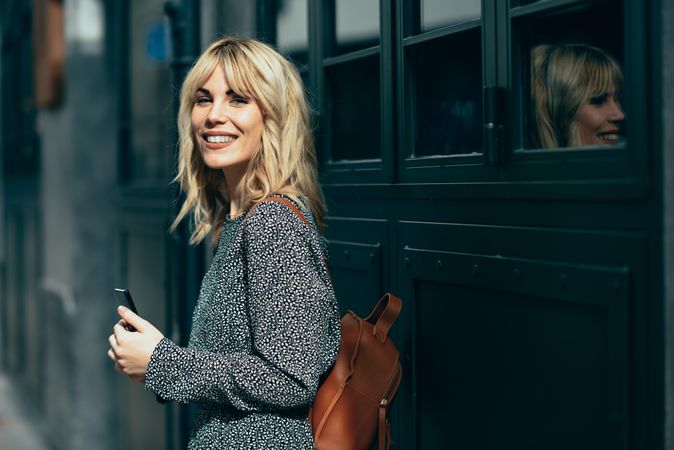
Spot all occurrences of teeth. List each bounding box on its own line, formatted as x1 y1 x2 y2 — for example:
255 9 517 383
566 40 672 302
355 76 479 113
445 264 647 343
600 133 619 142
206 135 236 143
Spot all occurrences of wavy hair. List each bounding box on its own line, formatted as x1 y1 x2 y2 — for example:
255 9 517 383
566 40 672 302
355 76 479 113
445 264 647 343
531 43 623 148
170 37 325 244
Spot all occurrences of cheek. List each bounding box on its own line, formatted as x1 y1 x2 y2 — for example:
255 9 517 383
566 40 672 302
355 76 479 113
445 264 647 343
244 109 263 129
191 109 205 130
252 119 264 142
575 107 604 132
241 110 264 142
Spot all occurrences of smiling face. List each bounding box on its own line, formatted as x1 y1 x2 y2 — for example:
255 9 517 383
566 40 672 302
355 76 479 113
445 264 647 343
574 85 624 146
191 65 264 175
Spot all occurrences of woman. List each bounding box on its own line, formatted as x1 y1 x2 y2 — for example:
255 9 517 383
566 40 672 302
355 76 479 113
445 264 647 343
531 43 625 149
107 37 341 449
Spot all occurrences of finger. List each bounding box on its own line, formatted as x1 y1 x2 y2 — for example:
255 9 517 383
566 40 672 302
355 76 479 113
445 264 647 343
117 306 146 332
113 321 127 338
114 361 124 374
108 334 120 352
107 348 117 362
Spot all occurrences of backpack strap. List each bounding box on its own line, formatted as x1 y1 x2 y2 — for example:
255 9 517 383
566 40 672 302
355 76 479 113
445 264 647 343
365 293 402 343
379 407 391 450
245 195 309 226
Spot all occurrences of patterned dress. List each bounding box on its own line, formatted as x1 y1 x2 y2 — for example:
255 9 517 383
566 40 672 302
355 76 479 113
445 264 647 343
144 195 341 449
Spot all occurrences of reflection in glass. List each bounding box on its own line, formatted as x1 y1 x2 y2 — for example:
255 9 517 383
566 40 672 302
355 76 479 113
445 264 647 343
327 56 380 161
421 0 480 32
530 44 624 149
276 0 308 65
412 29 482 157
129 0 170 181
335 0 379 54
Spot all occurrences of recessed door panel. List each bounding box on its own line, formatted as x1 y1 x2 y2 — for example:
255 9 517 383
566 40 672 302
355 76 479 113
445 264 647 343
328 240 381 316
399 247 629 450
325 217 390 315
415 280 618 449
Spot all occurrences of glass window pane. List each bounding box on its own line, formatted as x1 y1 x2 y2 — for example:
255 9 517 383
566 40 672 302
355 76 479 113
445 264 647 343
277 0 308 65
421 0 480 32
128 0 170 181
520 3 625 150
327 56 381 161
410 29 483 157
334 0 379 55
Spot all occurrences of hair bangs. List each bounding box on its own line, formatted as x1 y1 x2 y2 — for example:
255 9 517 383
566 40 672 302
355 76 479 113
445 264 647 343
217 45 265 109
183 56 219 105
584 51 624 99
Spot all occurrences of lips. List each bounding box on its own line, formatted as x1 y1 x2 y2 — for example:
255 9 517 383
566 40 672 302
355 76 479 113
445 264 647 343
201 131 238 149
206 135 235 143
596 130 621 144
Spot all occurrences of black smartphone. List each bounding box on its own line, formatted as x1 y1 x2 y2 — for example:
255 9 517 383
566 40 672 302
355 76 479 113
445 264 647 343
114 288 138 331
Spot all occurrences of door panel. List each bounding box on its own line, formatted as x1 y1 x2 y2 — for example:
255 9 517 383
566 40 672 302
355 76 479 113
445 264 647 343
325 217 390 316
397 221 630 449
328 240 381 317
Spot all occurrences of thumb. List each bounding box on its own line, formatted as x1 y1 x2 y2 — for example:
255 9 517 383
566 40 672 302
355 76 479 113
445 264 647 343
117 306 145 332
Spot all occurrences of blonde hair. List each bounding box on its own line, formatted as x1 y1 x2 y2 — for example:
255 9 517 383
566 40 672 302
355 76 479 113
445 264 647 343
170 37 326 244
531 43 624 148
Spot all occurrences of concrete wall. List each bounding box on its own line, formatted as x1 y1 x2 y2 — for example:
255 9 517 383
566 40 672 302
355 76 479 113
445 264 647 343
38 0 117 448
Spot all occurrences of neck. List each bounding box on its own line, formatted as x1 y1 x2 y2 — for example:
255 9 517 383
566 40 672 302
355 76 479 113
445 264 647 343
223 165 247 218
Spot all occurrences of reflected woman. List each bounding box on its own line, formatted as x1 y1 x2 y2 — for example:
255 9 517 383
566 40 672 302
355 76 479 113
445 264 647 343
531 43 625 149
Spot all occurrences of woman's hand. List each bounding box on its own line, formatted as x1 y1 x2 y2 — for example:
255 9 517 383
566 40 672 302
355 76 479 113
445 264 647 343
107 306 165 384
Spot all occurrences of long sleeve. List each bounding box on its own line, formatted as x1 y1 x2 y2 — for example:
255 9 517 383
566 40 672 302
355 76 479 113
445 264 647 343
144 200 340 412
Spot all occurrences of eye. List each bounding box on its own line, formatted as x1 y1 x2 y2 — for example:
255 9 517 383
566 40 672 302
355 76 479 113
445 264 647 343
231 95 249 105
589 93 608 106
613 91 623 105
195 95 211 105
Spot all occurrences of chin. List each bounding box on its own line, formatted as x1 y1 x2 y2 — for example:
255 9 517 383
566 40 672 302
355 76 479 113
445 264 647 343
199 153 224 170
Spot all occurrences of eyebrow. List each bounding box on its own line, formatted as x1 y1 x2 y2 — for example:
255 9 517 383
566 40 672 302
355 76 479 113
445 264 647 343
196 87 237 96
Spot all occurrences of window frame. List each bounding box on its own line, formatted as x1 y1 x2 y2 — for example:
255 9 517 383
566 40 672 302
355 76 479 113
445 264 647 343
310 0 395 184
496 0 649 194
299 0 650 197
397 0 496 184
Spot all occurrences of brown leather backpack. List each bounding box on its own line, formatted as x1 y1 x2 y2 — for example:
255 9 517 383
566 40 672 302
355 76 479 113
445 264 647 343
248 197 403 450
309 293 403 450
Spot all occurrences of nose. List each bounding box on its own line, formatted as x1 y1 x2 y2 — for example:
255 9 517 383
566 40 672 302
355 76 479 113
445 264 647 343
206 100 229 125
608 98 625 122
